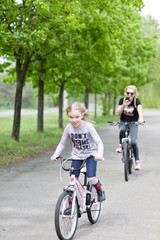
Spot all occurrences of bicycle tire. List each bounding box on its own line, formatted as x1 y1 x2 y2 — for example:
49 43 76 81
129 147 134 174
123 142 129 181
55 191 78 240
129 159 132 174
87 183 101 224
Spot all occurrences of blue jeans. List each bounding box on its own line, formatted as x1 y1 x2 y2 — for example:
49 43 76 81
70 157 97 179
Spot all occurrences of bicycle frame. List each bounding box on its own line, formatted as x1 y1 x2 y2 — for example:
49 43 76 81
61 157 97 217
121 122 136 168
67 172 92 215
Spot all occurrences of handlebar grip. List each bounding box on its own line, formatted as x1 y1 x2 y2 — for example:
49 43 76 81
108 121 117 125
137 121 145 125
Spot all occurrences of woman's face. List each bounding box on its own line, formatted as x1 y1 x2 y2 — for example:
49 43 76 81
68 109 84 128
125 88 135 101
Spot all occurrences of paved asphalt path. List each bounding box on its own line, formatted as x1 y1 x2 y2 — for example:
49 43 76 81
0 110 160 240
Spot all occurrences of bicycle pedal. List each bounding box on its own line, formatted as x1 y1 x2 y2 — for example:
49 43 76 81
78 210 82 218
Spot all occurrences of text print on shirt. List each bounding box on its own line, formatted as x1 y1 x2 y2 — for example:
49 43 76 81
71 133 89 150
123 106 134 117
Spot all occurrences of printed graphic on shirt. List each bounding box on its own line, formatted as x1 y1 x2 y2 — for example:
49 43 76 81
70 133 89 150
123 106 134 117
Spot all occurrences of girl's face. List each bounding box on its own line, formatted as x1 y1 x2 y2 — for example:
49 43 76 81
68 110 84 128
125 87 135 101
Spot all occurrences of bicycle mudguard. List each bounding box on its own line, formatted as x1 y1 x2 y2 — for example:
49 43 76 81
122 137 130 143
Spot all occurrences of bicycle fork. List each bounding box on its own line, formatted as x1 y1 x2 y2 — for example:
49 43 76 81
122 137 136 169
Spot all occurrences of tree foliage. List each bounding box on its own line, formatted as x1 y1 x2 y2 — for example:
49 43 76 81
0 0 157 139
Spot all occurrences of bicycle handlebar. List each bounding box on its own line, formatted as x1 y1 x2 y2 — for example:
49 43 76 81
108 121 145 126
57 155 95 173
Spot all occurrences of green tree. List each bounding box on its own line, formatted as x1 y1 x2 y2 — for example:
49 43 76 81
0 0 68 140
139 16 160 108
1 0 155 137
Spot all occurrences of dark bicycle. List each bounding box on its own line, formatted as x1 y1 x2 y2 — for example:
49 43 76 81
108 121 144 181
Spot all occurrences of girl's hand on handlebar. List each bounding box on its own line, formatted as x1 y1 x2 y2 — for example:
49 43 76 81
94 156 104 161
51 155 59 161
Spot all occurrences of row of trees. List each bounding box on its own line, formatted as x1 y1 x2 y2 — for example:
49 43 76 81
139 16 160 108
0 0 158 141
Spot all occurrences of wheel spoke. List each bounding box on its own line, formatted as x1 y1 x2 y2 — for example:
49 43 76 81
55 191 78 240
87 185 101 224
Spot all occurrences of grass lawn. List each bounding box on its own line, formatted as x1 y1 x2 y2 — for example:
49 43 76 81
0 111 118 166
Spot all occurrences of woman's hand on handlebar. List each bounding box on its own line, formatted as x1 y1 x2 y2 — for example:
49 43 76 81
138 120 145 124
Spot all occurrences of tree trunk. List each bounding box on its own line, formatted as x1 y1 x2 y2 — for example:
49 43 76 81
108 93 111 115
84 87 90 109
37 76 44 132
94 93 97 119
11 76 23 141
58 80 65 129
102 93 107 116
12 52 30 141
113 94 117 115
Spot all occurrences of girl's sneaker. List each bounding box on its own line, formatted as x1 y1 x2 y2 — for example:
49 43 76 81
116 144 122 153
97 190 106 202
63 207 71 215
135 161 141 170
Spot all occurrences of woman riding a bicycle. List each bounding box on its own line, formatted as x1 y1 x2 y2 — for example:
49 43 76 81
116 85 144 170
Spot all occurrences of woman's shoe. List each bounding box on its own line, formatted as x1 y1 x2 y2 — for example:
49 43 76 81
135 161 141 170
116 144 122 153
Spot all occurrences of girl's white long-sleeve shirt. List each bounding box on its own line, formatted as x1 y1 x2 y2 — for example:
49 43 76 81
53 121 104 160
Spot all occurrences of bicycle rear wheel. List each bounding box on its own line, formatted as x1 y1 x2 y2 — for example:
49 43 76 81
87 183 101 224
123 142 129 181
55 191 78 240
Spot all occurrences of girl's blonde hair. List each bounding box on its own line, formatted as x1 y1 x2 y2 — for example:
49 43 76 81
124 85 139 97
66 102 94 124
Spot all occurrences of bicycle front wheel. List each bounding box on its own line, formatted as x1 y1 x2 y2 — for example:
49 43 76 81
87 183 101 224
129 152 133 174
123 142 129 181
54 191 78 240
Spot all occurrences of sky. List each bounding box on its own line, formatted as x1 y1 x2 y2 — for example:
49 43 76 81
141 0 160 23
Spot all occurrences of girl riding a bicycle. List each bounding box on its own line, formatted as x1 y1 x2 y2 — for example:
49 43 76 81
51 102 106 202
116 85 144 170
